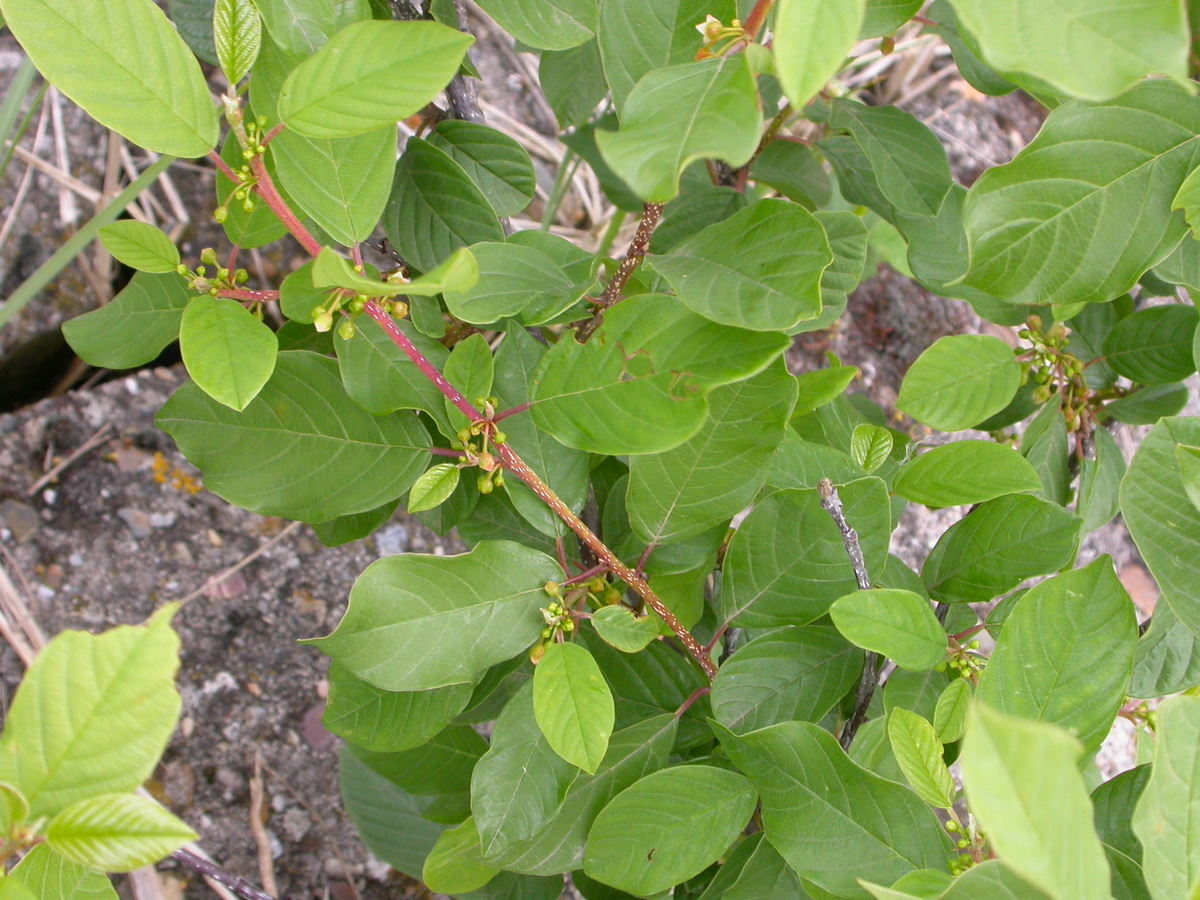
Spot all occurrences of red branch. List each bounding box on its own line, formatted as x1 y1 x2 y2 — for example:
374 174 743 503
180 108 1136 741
249 154 321 257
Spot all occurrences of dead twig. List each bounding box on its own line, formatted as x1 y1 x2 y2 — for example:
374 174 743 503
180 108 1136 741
26 422 114 497
249 750 279 898
177 521 301 606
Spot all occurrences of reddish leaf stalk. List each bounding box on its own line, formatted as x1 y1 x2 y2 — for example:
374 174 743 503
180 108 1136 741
675 686 710 718
208 149 239 182
742 0 775 40
249 154 321 257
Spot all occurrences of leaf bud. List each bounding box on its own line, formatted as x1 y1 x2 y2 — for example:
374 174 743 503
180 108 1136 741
213 206 229 223
313 311 334 333
337 319 356 341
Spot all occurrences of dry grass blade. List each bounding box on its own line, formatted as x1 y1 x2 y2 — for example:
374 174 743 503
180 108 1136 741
249 750 279 898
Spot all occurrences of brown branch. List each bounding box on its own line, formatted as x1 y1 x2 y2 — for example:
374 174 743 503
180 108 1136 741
818 478 878 751
171 849 277 900
576 202 663 341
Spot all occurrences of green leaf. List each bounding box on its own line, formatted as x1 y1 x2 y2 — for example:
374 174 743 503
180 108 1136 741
215 129 288 248
309 541 559 691
407 463 461 514
277 20 472 138
179 296 278 411
314 246 477 299
98 222 180 274
851 424 893 475
860 0 922 37
1020 400 1070 505
1094 765 1151 863
530 295 788 455
1133 695 1200 900
627 361 796 544
705 834 807 900
427 120 536 217
9 844 117 900
1122 418 1200 638
716 721 950 898
2 0 217 157
349 724 487 796
540 40 607 128
583 766 757 895
313 499 400 548
648 199 832 330
720 477 891 627
1078 426 1126 532
475 0 596 50
323 661 472 752
752 140 832 208
897 335 1021 431
925 2 1017 97
711 625 863 734
794 365 859 417
921 494 1082 605
385 138 506 273
894 440 1042 508
1104 304 1200 385
961 81 1200 306
0 608 181 820
254 0 333 55
1132 601 1200 698
596 56 760 202
933 678 971 744
62 272 192 369
483 715 678 875
444 332 494 431
591 606 661 653
949 0 1189 102
423 817 499 894
533 642 615 774
888 708 955 809
961 704 1111 900
1182 444 1200 512
774 0 866 109
1106 383 1190 425
157 351 430 522
213 0 261 84
168 0 218 65
46 793 196 873
885 669 951 723
831 589 947 671
1175 163 1200 240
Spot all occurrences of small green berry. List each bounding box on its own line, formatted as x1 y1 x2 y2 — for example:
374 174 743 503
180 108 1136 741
956 839 969 849
235 269 249 284
493 471 505 488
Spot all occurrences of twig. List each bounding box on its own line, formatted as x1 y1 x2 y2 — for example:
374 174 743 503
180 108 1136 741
176 521 301 606
171 849 277 900
26 423 113 496
576 202 663 340
445 0 486 125
817 478 878 751
249 751 278 898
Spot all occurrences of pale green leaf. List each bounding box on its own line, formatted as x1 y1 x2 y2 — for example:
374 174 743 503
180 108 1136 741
648 199 832 330
277 21 473 138
313 246 477 298
179 296 278 411
950 0 1189 101
962 704 1112 900
307 541 560 691
794 365 859 417
254 0 332 55
475 0 596 50
423 817 499 895
933 678 971 744
1175 164 1200 239
831 588 947 671
407 463 461 514
897 335 1021 431
46 793 196 873
583 766 757 895
774 0 866 109
62 272 192 369
9 844 116 900
1 0 218 156
157 351 431 522
213 0 261 84
894 440 1042 507
0 608 181 820
98 222 180 274
591 606 661 653
533 642 615 774
851 424 894 474
443 332 493 432
596 56 760 202
888 708 955 809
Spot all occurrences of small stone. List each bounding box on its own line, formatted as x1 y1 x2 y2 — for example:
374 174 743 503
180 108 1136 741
300 703 335 752
171 542 194 566
374 523 408 556
161 759 196 808
35 585 55 601
42 564 64 589
117 507 153 538
41 489 56 505
149 511 177 529
179 716 195 739
0 500 39 543
315 678 329 700
282 807 310 842
202 671 238 696
205 570 246 600
67 553 83 567
124 378 140 395
214 767 246 795
206 529 223 547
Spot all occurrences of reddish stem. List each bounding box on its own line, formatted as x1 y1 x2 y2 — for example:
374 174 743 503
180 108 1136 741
634 542 656 578
563 564 609 587
675 686 711 719
216 288 279 303
428 447 466 458
249 154 321 257
208 149 239 182
492 402 530 423
261 122 285 146
742 0 775 39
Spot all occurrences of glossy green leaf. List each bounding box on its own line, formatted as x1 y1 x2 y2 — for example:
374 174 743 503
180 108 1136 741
1179 444 1200 512
897 335 1021 431
406 463 461 514
962 704 1111 900
831 589 947 671
1 0 218 156
428 120 536 217
1094 765 1151 864
1122 418 1200 638
308 541 559 691
46 793 196 873
277 20 472 138
9 844 117 900
596 56 759 202
708 835 806 900
774 0 866 109
921 494 1082 605
531 294 788 455
313 499 399 548
717 721 950 898
894 440 1042 508
648 199 832 330
444 237 594 325
62 272 192 369
851 424 893 475
721 477 891 627
711 625 863 734
1078 426 1126 532
323 661 472 752
583 766 757 895
888 708 955 809
961 81 1200 306
179 296 278 411
591 606 661 653
254 0 333 55
158 352 430 522
1104 304 1200 385
627 361 796 544
533 642 614 774
483 715 678 875
1133 695 1200 900
1019 400 1069 505
949 0 1189 102
385 138 505 273
0 607 180 820
652 184 749 254
98 222 180 273
423 817 499 894
349 724 486 796
443 332 493 432
794 365 860 417
213 0 261 84
475 0 596 50
1132 600 1200 698
540 40 607 128
933 678 971 744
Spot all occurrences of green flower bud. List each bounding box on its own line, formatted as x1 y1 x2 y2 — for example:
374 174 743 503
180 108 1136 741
241 197 255 213
337 319 356 341
348 297 365 313
477 474 494 494
195 266 207 277
493 471 505 488
214 206 229 223
313 311 334 333
945 821 959 832
492 430 507 444
235 268 249 284
391 300 409 319
200 247 219 266
176 264 190 276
